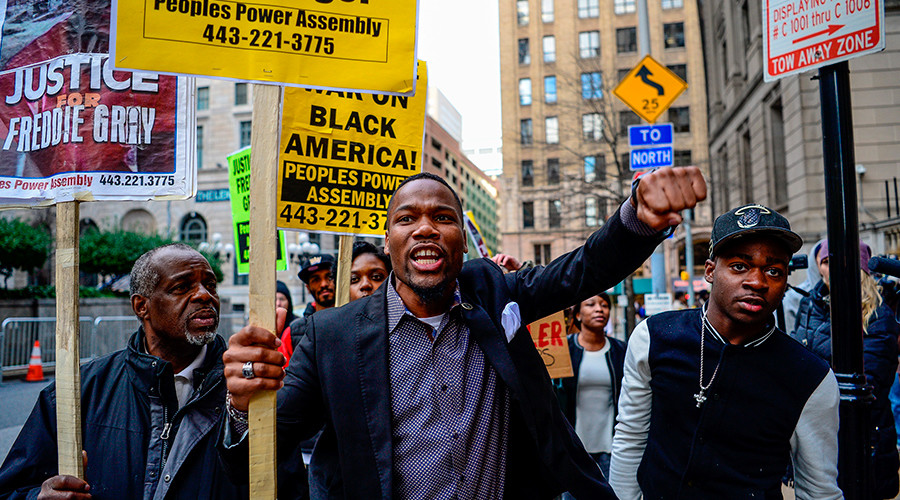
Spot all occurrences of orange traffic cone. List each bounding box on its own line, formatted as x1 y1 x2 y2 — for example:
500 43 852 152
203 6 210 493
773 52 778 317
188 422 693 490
25 340 44 382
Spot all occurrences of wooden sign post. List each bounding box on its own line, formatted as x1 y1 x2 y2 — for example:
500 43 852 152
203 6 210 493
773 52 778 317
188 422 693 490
55 201 83 478
336 235 354 307
247 84 283 498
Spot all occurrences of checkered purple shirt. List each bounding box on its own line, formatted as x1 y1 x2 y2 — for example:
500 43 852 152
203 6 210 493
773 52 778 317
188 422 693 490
386 280 510 500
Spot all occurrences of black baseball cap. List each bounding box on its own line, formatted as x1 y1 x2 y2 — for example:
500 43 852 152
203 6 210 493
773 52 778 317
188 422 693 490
709 204 802 258
298 254 335 283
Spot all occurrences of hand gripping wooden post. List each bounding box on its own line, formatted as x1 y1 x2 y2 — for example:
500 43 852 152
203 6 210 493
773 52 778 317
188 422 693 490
247 83 283 499
56 201 83 479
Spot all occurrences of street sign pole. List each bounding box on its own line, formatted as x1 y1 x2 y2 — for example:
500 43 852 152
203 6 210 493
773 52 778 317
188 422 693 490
635 0 667 295
819 60 872 499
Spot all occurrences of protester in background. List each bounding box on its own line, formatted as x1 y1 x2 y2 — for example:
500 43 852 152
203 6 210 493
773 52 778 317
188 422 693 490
782 238 824 335
298 254 336 317
277 280 299 327
0 244 244 499
611 204 841 499
349 241 391 301
279 255 336 363
791 240 899 499
559 292 624 481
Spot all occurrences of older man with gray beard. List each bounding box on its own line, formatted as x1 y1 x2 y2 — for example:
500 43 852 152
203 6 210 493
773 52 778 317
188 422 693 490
0 243 246 500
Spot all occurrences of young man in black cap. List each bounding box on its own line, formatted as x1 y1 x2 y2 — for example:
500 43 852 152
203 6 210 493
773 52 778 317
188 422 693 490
297 254 336 317
610 204 842 499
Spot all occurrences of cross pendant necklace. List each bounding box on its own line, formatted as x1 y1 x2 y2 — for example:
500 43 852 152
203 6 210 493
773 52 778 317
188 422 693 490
695 314 722 408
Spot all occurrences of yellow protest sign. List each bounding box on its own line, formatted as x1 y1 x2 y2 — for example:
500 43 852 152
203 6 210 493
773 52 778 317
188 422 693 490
613 55 688 124
526 311 574 379
276 61 426 236
111 0 418 94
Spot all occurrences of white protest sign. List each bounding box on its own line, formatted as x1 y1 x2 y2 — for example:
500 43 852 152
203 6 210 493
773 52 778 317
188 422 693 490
763 0 885 81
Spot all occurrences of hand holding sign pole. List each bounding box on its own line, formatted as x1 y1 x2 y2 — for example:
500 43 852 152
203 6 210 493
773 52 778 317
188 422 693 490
247 83 282 498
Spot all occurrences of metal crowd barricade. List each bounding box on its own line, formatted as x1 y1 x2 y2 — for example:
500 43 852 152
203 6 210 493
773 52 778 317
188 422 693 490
0 317 95 379
1 312 251 380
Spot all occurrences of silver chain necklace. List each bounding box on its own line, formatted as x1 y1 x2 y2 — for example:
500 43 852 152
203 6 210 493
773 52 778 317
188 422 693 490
694 313 724 408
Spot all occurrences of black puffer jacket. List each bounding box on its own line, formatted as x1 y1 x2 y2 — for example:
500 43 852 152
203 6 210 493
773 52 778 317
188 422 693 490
791 280 900 499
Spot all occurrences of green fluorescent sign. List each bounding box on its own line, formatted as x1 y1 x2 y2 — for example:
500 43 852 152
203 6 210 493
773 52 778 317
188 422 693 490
227 147 287 275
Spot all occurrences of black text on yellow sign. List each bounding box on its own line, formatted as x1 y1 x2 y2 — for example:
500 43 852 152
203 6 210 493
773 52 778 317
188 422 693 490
113 0 417 93
277 61 427 236
613 54 688 124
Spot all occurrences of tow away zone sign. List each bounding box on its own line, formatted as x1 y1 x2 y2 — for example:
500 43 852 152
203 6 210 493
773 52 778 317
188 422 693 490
763 0 884 81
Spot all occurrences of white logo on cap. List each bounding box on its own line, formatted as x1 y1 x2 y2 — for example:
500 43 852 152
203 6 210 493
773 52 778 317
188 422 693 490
735 204 771 229
308 256 322 266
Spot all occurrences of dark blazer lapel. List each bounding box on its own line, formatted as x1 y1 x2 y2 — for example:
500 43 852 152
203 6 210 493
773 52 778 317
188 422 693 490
354 287 393 496
461 301 528 399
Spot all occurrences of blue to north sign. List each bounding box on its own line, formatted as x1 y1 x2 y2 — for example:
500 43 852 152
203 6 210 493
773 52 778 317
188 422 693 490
630 146 674 170
629 123 673 147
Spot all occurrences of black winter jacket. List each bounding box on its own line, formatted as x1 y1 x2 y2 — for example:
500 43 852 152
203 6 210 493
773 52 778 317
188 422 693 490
559 333 626 429
0 330 244 500
791 280 900 499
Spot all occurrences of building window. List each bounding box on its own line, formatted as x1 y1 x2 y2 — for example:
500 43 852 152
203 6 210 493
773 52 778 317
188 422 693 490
670 107 690 133
714 145 729 214
239 120 252 147
197 86 209 110
584 155 596 182
586 197 598 226
179 213 207 243
581 71 602 100
522 160 534 186
620 153 630 171
547 158 560 184
582 113 602 142
234 82 248 105
579 31 600 58
619 110 641 136
615 0 636 14
518 38 531 64
587 155 606 182
519 78 532 105
618 68 631 82
661 0 683 8
432 158 442 169
543 36 556 63
667 64 687 82
664 22 685 48
534 244 552 266
549 200 562 228
520 119 533 145
542 0 554 22
545 117 559 144
617 27 637 53
674 150 692 166
769 99 788 206
544 76 557 103
196 126 203 168
741 0 752 52
578 0 599 18
523 202 535 229
517 0 529 25
740 127 753 203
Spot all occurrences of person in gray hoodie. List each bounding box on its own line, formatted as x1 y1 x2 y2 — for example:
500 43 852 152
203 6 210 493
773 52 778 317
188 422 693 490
782 238 824 332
